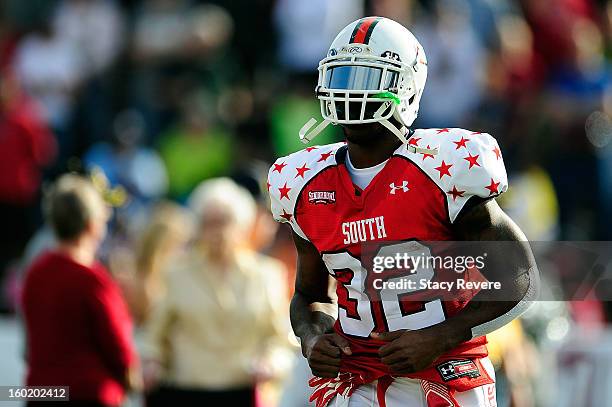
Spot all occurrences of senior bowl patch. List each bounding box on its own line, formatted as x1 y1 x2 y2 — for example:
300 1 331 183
436 359 481 382
308 190 336 205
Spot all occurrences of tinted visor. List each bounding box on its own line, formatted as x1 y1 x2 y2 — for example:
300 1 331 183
324 65 398 91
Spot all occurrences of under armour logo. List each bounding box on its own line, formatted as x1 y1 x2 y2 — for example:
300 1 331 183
439 365 455 375
389 181 409 194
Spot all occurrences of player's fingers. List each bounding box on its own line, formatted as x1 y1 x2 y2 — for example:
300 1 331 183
310 364 340 377
378 342 400 357
370 330 405 342
316 337 342 357
330 333 352 355
310 364 340 373
310 352 342 366
380 351 407 366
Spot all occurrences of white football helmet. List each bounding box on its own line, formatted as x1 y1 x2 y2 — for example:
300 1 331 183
300 17 428 145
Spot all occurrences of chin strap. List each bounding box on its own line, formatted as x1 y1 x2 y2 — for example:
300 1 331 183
374 102 438 156
299 108 438 157
299 118 332 144
378 118 438 156
378 117 409 144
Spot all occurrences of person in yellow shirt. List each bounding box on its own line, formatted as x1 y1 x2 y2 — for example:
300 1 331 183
142 178 290 406
157 102 234 200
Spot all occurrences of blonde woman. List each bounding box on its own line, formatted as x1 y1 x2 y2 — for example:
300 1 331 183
114 203 192 325
142 178 289 406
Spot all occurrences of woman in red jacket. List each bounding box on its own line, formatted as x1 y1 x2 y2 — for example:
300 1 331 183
22 174 138 407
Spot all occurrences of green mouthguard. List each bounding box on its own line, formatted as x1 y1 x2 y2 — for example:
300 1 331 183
373 92 401 105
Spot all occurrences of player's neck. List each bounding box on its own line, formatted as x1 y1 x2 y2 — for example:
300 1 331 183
346 137 402 169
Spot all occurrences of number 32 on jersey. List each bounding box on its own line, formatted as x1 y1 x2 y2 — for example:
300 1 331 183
322 241 446 337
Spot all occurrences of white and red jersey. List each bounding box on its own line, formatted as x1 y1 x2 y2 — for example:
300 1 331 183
268 128 507 398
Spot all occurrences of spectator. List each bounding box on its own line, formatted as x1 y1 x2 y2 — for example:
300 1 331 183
130 1 234 137
0 9 20 69
21 174 138 407
157 97 234 200
12 20 83 133
0 70 56 304
0 71 56 206
53 0 124 78
113 202 192 325
84 109 169 210
142 178 289 406
274 0 364 73
132 0 232 64
414 0 485 127
53 0 126 145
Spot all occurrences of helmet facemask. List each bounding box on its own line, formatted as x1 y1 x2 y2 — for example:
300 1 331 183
299 45 422 146
318 53 405 124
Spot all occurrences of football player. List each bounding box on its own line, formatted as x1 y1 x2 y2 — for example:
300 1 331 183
268 17 538 407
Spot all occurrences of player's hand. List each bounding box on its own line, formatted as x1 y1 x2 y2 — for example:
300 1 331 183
302 333 352 378
371 329 446 374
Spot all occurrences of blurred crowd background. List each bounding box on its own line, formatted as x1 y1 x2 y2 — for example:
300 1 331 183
1 0 612 406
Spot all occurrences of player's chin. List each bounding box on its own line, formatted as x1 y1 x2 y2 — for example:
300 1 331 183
342 122 385 144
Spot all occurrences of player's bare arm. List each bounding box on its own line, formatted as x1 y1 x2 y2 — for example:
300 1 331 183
372 199 537 374
290 231 351 378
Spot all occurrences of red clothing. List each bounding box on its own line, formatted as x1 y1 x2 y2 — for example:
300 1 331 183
0 97 56 204
22 251 136 407
269 128 508 404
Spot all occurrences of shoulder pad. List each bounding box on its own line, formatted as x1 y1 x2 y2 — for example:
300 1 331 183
267 142 345 240
396 128 508 223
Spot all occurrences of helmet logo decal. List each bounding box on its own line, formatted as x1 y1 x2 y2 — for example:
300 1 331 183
381 51 401 62
339 44 372 54
350 16 382 44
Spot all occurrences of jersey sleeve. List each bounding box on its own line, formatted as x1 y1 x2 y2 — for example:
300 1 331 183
401 128 508 223
267 143 344 240
268 157 305 238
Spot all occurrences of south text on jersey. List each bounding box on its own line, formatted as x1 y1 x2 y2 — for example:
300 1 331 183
342 216 388 244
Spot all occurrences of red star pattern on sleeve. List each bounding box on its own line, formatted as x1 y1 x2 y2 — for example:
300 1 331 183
408 137 421 146
434 160 453 179
278 182 291 200
295 164 310 179
485 178 500 195
395 127 508 224
273 162 287 173
268 142 345 238
453 137 469 150
280 210 293 221
464 153 481 169
318 151 333 162
447 186 465 201
492 146 501 160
